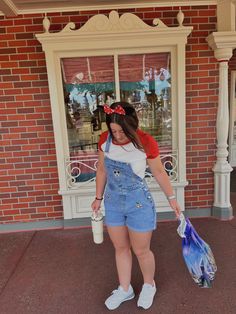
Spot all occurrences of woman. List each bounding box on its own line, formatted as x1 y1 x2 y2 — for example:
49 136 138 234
91 101 181 310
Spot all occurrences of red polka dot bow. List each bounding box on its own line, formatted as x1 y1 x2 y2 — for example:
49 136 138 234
103 105 126 115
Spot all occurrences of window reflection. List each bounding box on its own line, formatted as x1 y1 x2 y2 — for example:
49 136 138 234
61 56 115 151
62 53 173 183
118 53 172 148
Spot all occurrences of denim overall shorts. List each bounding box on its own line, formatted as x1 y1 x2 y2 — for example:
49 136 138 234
104 135 157 232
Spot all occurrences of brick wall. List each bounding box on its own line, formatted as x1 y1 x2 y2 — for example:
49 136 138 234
184 6 218 209
0 5 218 224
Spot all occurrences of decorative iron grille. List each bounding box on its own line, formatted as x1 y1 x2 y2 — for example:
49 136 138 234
65 150 178 188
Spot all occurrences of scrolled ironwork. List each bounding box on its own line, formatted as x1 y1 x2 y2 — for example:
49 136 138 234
65 150 178 188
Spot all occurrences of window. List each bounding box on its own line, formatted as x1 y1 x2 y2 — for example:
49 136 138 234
62 56 115 151
118 53 172 148
62 52 173 152
36 10 192 218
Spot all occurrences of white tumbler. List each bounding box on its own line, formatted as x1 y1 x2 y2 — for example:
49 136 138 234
91 211 104 244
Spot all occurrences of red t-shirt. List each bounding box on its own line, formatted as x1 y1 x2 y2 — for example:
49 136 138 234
98 129 159 159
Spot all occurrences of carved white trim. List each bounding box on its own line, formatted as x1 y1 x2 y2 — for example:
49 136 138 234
37 10 192 42
207 32 236 50
57 11 169 33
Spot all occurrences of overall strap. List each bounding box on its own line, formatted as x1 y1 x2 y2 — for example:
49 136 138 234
104 133 112 153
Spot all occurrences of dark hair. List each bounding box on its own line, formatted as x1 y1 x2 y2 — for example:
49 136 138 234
105 101 142 149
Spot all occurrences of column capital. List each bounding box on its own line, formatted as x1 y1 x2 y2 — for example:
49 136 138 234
214 48 233 61
206 31 236 60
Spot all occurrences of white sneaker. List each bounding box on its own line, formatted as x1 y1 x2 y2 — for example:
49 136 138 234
137 282 156 309
105 285 135 310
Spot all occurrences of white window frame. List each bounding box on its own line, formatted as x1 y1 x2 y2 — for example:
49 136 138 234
36 10 192 219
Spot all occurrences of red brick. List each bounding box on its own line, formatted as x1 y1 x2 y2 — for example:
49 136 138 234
21 74 39 81
5 88 22 95
12 68 30 74
14 19 33 25
14 214 30 220
199 10 216 17
48 212 63 218
0 42 7 48
3 209 20 216
30 213 47 219
0 34 15 40
2 198 18 204
20 208 36 214
0 82 13 89
3 75 20 82
192 83 208 90
192 44 210 51
0 216 14 222
8 40 27 47
1 61 18 68
14 203 29 209
6 26 26 34
15 95 33 101
199 64 217 70
17 47 35 53
30 53 45 60
0 20 13 26
38 207 54 213
0 69 11 75
10 54 28 61
199 77 216 83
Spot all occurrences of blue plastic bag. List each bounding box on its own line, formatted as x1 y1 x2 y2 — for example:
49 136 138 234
177 214 217 288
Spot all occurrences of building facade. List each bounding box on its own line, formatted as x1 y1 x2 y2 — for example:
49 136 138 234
0 1 236 232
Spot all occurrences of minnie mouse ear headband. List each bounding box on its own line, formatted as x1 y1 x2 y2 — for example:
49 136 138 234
103 104 125 115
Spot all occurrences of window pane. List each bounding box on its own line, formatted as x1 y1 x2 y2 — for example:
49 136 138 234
118 53 172 150
61 56 115 152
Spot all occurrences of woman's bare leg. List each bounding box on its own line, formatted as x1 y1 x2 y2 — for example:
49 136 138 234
107 225 132 291
129 229 155 285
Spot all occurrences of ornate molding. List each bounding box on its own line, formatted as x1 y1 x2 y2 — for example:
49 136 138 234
206 31 236 50
76 10 168 33
206 31 236 60
36 10 193 48
40 9 190 36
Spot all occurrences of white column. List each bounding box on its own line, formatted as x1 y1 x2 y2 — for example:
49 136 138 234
212 48 233 219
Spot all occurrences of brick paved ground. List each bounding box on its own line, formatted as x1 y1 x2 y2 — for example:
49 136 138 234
0 194 235 314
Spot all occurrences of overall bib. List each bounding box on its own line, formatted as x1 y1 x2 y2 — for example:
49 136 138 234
104 135 157 232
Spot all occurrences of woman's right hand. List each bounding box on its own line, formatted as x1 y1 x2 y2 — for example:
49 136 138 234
168 199 182 219
91 198 102 212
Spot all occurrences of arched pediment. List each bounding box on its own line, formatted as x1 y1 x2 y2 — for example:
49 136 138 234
37 10 192 45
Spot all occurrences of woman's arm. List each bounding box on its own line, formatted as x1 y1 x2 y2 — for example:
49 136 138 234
147 156 181 218
91 150 107 212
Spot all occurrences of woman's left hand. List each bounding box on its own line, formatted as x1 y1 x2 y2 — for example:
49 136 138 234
168 199 182 219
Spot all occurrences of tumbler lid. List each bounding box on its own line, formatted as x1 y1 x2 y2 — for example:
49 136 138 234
91 210 103 221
